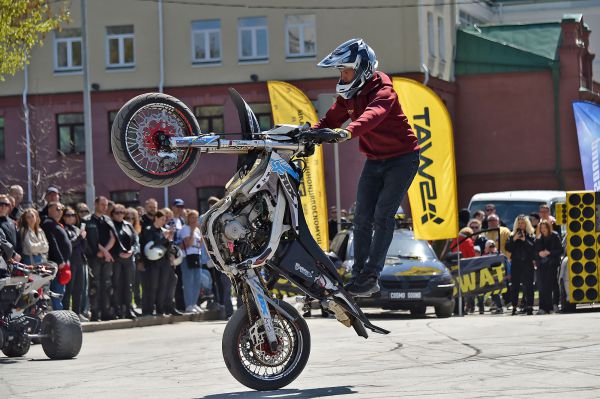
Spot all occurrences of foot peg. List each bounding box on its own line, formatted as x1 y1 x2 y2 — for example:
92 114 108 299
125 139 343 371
324 300 352 328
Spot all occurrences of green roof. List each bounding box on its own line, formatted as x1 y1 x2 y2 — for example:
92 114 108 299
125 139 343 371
455 22 562 75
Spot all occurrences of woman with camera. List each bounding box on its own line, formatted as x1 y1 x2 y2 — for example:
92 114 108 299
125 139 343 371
505 215 536 315
535 219 563 314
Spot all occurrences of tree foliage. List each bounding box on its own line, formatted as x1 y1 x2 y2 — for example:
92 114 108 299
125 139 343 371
0 0 70 81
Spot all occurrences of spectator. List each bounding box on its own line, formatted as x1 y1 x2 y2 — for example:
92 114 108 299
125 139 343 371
76 202 91 220
111 204 138 319
85 196 116 321
472 209 485 224
539 204 561 235
535 220 563 314
126 207 143 310
140 209 175 316
505 215 535 316
451 227 475 258
474 246 481 256
141 198 158 229
0 195 18 249
180 210 205 313
41 202 72 310
328 206 339 239
17 208 48 265
39 186 61 220
169 199 186 311
468 219 488 252
482 240 504 314
61 206 88 321
484 214 511 259
106 200 115 217
529 212 540 233
9 185 24 220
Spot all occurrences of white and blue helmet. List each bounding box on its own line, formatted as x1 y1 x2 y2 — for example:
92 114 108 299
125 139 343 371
318 38 378 99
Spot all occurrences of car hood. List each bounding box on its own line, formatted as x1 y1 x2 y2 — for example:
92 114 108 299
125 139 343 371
381 258 447 277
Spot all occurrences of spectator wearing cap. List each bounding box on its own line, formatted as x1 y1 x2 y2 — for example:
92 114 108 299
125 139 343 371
61 206 88 321
84 196 117 321
170 199 186 311
39 186 60 220
41 202 72 310
9 185 24 221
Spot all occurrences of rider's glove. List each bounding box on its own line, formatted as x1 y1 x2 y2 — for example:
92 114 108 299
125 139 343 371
332 128 351 143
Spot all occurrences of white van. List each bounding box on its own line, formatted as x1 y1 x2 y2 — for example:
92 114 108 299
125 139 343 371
468 190 566 225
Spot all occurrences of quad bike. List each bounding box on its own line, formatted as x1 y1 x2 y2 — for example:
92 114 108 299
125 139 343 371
0 261 82 359
111 89 389 391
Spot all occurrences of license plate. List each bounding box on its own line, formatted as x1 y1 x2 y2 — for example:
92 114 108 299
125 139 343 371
390 291 422 300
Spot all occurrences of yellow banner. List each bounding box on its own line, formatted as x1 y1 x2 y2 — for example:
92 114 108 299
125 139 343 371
267 81 329 250
393 77 458 240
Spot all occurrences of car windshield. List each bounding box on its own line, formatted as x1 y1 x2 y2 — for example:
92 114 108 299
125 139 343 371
469 200 547 225
386 235 437 260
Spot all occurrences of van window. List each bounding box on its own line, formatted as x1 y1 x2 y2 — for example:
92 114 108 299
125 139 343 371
469 200 546 225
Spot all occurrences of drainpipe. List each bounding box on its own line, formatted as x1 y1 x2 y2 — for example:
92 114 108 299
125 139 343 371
22 65 32 203
551 62 565 189
158 0 169 207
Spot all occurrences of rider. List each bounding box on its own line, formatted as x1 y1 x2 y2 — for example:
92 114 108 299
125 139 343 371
313 38 420 296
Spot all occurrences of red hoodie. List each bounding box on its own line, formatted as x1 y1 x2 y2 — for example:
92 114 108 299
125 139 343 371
314 71 419 160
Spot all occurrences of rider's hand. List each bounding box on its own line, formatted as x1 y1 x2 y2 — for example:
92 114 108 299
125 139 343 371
333 128 351 142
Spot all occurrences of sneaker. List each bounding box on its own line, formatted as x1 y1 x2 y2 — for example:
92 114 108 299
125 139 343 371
193 305 204 313
78 314 89 322
553 304 559 313
493 308 503 314
185 305 197 313
346 274 380 297
537 309 547 315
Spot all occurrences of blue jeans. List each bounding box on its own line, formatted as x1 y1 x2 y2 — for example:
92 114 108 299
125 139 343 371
181 257 212 308
22 254 44 265
353 151 419 277
50 279 65 310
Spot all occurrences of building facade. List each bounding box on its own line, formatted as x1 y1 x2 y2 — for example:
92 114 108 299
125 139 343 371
0 0 456 211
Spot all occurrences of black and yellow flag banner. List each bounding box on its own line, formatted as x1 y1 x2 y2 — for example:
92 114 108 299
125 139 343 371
267 81 329 250
449 255 508 297
393 77 458 240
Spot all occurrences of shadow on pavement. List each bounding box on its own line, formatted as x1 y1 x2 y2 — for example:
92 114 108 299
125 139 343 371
196 385 357 399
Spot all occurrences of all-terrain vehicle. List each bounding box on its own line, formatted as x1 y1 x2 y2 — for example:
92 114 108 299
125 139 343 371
0 260 82 359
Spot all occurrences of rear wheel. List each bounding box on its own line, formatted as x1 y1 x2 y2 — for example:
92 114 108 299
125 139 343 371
40 310 82 359
111 92 200 188
222 300 310 391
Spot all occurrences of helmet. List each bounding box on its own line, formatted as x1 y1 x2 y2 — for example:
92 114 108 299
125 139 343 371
144 241 166 261
169 245 184 266
317 38 378 99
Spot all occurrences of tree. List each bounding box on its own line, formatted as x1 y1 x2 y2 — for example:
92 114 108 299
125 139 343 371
0 0 70 81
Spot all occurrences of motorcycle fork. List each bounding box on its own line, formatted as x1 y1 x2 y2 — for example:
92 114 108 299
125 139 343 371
243 268 295 352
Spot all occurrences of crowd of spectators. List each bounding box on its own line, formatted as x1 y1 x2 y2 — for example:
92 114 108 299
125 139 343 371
0 185 233 322
455 203 564 315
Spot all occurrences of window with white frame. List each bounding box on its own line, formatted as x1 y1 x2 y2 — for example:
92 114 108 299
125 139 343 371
285 15 316 58
238 17 268 61
106 25 135 69
438 16 445 62
54 28 82 72
427 12 435 58
192 19 221 64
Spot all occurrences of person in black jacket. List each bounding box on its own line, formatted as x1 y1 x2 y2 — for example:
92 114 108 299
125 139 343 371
111 204 138 319
41 202 72 310
84 196 116 321
61 206 88 321
140 210 175 316
535 220 563 314
0 194 18 248
505 215 536 315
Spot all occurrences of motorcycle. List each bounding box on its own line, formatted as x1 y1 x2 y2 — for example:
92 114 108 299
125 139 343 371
111 88 389 391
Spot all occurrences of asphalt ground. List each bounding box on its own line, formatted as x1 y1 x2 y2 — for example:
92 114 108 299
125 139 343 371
2 308 600 399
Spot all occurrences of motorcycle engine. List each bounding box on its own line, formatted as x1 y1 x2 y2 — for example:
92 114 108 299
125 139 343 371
213 193 274 264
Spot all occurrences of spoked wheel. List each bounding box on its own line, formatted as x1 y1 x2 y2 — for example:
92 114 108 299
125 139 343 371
222 300 310 391
111 92 200 187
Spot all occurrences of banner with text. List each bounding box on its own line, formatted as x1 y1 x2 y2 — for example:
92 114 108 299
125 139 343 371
267 81 329 250
393 77 458 240
573 101 600 191
448 255 508 297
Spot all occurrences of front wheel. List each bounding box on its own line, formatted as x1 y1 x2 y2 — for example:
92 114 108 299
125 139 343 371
40 310 82 359
111 93 200 188
222 300 310 391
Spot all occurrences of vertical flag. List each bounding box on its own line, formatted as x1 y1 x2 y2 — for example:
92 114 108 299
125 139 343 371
393 77 458 240
267 81 329 250
573 101 600 191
